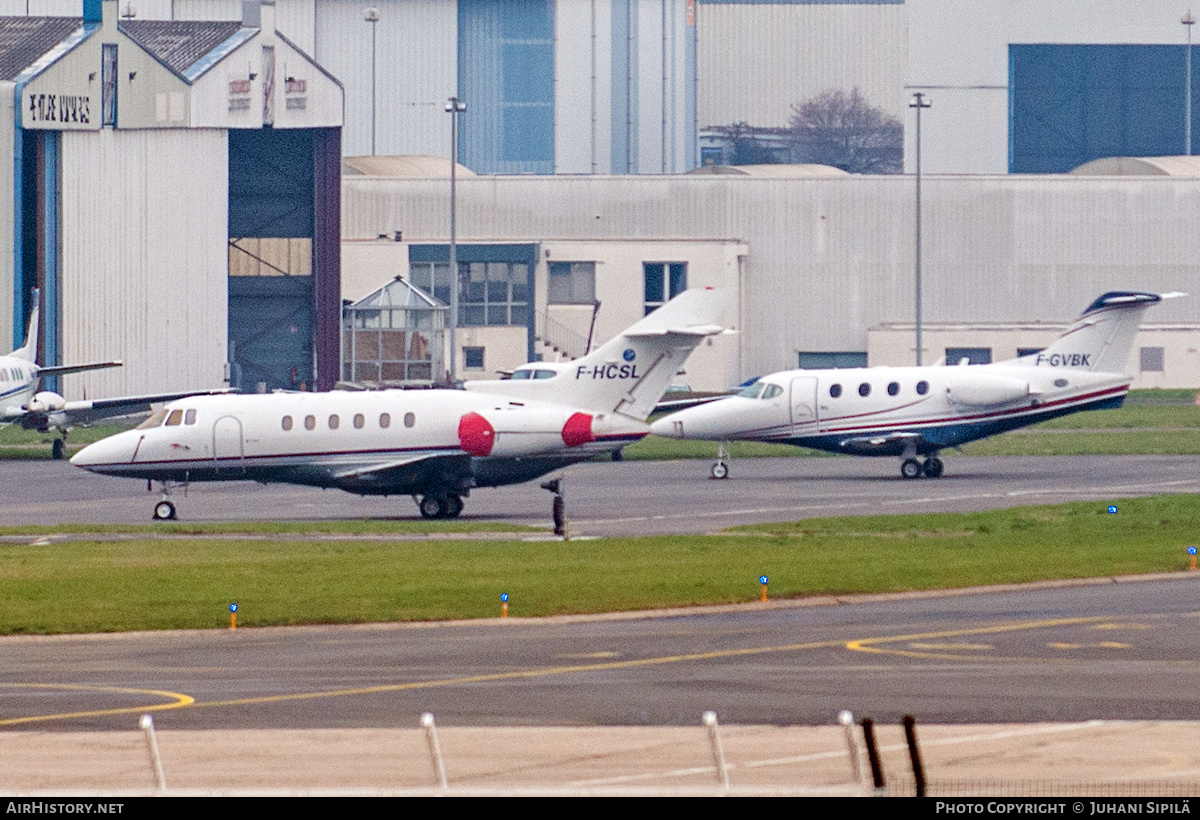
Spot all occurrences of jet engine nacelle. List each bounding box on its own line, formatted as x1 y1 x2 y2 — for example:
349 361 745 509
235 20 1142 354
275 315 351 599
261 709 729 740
945 372 1035 407
458 408 598 457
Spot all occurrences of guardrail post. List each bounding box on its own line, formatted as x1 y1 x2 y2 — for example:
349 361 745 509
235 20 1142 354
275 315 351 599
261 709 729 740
139 714 167 794
702 710 731 795
903 714 926 798
421 712 449 792
838 709 865 790
861 716 886 796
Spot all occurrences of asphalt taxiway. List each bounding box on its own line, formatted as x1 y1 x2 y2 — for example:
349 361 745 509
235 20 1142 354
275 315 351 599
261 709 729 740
3 454 1200 535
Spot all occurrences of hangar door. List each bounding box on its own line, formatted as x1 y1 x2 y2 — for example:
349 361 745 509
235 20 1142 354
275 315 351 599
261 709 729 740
227 128 340 391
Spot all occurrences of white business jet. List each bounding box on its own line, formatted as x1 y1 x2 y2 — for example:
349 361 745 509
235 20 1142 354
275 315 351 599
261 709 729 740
1 290 228 459
72 287 732 520
650 291 1181 480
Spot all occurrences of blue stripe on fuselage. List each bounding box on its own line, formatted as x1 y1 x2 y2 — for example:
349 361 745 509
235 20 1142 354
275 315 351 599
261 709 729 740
780 391 1126 456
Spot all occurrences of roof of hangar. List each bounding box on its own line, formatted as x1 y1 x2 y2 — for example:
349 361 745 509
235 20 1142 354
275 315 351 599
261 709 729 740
0 16 80 82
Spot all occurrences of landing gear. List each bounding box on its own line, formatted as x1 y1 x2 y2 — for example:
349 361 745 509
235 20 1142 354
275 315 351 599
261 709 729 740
710 441 731 480
417 493 464 520
153 500 177 521
900 455 944 479
51 438 66 460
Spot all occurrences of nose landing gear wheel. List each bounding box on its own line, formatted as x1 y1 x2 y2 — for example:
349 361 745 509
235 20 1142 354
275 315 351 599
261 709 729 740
153 501 177 521
900 458 922 479
710 461 729 480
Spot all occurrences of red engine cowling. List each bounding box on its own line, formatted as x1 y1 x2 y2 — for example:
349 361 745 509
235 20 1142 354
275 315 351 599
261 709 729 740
458 409 596 457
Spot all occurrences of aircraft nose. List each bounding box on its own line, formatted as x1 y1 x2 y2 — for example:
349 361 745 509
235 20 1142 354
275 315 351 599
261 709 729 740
70 433 138 472
650 415 686 439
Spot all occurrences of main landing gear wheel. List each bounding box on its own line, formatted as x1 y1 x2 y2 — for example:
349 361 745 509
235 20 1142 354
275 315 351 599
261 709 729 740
51 439 66 460
153 500 177 521
922 457 944 478
710 461 729 480
900 459 922 479
417 494 464 520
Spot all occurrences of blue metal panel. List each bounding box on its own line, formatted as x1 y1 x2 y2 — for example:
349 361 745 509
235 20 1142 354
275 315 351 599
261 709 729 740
610 0 637 173
696 1 902 4
458 0 555 174
1011 44 1200 173
40 131 61 390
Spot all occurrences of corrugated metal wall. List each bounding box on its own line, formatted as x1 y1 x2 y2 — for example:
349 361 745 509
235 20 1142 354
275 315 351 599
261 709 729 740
59 128 228 399
314 0 456 159
343 173 1200 381
697 1 908 129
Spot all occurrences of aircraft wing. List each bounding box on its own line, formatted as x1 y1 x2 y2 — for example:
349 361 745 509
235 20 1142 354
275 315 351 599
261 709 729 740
331 451 464 480
652 394 730 415
838 431 929 457
38 360 122 378
57 388 236 425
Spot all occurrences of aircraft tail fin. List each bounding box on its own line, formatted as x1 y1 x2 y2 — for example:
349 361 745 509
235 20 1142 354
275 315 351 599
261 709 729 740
1010 291 1184 373
465 287 733 420
12 289 39 363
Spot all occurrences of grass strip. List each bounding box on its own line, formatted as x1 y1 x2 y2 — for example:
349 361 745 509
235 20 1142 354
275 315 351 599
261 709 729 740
1 494 1195 635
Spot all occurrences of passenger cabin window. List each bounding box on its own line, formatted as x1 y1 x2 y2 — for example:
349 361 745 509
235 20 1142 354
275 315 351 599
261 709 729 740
184 409 197 425
916 381 929 395
329 415 340 430
380 413 391 428
858 383 871 397
282 415 293 431
304 415 316 430
829 384 842 398
353 413 365 429
887 382 900 396
166 409 184 426
404 412 416 428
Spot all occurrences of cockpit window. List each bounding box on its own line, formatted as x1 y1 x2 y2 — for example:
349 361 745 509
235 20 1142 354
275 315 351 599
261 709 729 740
137 408 169 430
510 369 533 380
737 383 765 399
761 383 784 400
534 369 556 379
184 409 197 425
165 409 184 426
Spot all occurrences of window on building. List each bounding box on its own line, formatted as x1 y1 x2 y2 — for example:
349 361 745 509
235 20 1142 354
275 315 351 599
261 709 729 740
1140 347 1165 372
409 261 529 327
1017 348 1044 358
464 346 485 370
644 263 687 314
946 347 992 366
548 262 596 304
798 352 868 370
101 44 118 127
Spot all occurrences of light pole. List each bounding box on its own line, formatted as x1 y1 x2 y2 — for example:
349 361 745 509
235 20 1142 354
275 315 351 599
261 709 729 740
446 96 467 383
910 92 931 367
364 7 380 156
1185 10 1195 155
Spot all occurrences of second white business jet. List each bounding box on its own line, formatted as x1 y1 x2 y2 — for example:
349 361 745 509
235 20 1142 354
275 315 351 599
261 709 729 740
72 288 732 519
651 291 1180 480
1 290 228 458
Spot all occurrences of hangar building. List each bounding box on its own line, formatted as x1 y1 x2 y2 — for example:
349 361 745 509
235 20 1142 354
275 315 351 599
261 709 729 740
341 164 1200 390
1 0 343 399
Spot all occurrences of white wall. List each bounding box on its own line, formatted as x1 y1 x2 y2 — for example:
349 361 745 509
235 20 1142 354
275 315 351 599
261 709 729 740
59 128 229 399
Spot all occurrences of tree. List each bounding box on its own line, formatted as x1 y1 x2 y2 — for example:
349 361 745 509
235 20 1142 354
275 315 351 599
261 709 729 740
787 88 902 174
